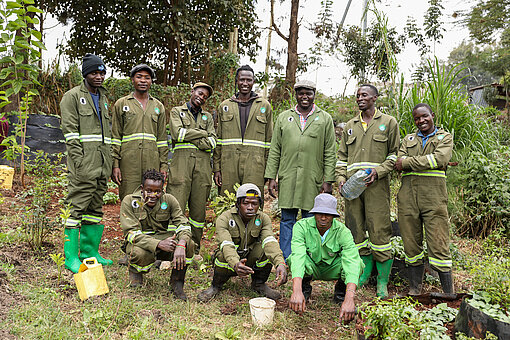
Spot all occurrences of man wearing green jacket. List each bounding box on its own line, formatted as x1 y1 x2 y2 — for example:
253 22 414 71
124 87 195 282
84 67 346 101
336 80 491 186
111 64 169 200
288 193 363 323
167 82 216 261
336 84 399 298
197 184 287 302
213 65 273 197
395 103 454 295
265 80 337 260
60 54 113 273
121 169 195 300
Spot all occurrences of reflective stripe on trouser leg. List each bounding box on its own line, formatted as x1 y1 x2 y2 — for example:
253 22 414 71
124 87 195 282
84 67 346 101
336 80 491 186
213 241 266 275
344 196 370 256
66 172 106 225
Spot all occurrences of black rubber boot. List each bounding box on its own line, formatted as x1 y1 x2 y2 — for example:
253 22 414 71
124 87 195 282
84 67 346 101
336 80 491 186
129 266 144 287
251 264 281 300
197 268 232 302
438 270 454 294
407 264 425 296
302 276 313 301
170 266 188 301
333 279 347 305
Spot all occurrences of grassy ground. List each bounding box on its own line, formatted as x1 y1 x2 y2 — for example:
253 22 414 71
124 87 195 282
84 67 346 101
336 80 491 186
0 180 472 339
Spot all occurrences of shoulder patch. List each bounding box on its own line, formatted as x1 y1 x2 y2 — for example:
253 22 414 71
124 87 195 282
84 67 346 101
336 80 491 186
80 97 86 105
154 107 160 114
408 135 415 141
347 128 353 136
179 111 185 118
379 124 386 131
223 105 229 112
260 107 266 114
314 116 319 121
288 116 294 122
228 219 236 228
123 105 130 112
255 219 261 226
437 134 445 140
131 200 140 209
104 103 108 110
202 114 207 121
161 202 168 210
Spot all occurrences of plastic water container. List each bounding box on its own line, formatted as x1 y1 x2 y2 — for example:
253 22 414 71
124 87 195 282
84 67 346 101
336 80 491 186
249 297 276 327
341 169 372 200
74 257 109 301
0 165 14 189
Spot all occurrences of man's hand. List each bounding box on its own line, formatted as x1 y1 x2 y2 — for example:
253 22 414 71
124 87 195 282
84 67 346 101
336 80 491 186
234 258 254 277
364 168 378 186
275 264 288 286
320 182 333 194
394 158 403 172
268 179 277 198
289 277 306 313
112 167 122 185
339 284 357 323
338 181 346 195
157 235 177 253
213 171 222 187
172 240 186 270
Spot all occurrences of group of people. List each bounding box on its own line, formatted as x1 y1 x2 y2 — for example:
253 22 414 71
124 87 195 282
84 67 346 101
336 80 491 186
60 54 454 322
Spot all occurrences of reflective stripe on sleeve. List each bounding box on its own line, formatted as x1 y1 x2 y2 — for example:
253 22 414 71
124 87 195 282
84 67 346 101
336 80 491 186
261 236 278 248
64 132 80 141
208 136 217 149
177 128 187 142
336 161 347 167
220 240 235 250
386 154 397 161
176 224 191 233
214 258 235 272
347 162 380 172
157 140 169 148
426 154 438 168
127 230 142 243
402 170 446 178
256 259 269 267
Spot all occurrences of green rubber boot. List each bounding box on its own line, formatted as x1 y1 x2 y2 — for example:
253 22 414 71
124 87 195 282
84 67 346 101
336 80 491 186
359 254 374 287
79 224 113 266
64 228 82 273
376 259 393 299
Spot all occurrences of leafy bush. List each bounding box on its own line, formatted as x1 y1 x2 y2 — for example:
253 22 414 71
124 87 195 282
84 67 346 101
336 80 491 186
450 147 510 236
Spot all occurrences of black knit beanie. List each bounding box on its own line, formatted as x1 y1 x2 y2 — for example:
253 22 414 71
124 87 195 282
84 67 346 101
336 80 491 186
82 54 106 77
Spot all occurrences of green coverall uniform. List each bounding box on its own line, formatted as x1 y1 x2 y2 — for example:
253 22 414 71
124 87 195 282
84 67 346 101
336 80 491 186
213 96 272 196
213 207 285 276
60 82 113 271
336 110 399 262
397 128 453 272
287 217 363 284
167 103 216 253
264 106 337 211
111 93 169 200
120 189 195 273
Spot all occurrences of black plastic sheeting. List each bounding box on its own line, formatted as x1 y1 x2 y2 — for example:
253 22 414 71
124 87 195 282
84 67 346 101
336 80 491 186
455 297 510 338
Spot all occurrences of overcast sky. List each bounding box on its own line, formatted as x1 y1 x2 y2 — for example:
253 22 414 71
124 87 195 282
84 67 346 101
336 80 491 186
41 0 474 96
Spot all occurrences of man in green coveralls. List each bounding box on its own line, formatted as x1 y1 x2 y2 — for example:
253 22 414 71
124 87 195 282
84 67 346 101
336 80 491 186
167 82 216 262
288 193 363 322
111 64 169 200
265 80 337 260
213 65 273 198
121 169 195 300
197 184 287 302
336 84 399 298
394 103 454 295
60 54 113 273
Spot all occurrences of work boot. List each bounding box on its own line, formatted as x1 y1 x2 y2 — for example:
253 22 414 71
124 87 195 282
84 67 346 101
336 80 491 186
79 224 113 266
197 268 233 302
302 276 313 301
251 264 281 300
407 264 425 296
332 279 347 305
118 254 128 266
359 254 374 287
438 270 454 294
64 228 82 273
129 266 144 287
170 266 188 301
376 259 393 299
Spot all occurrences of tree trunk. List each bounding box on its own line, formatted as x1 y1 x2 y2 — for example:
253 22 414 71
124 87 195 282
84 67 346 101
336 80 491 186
285 0 299 90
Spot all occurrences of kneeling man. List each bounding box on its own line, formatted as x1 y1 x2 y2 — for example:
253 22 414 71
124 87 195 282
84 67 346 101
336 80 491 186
198 184 287 302
121 169 195 300
288 193 363 322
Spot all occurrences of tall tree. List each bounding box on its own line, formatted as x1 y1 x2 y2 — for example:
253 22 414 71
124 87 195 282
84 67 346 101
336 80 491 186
44 0 260 86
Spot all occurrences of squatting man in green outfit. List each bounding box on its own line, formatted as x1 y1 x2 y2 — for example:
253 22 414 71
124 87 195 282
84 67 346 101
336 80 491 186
288 193 363 322
198 184 287 302
394 103 454 295
60 54 113 273
336 84 399 298
120 169 195 300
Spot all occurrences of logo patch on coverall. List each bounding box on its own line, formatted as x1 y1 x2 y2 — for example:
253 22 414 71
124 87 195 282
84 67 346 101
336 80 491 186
288 116 294 122
223 106 229 112
180 111 185 118
314 116 319 121
80 97 86 105
228 219 236 228
438 135 445 140
255 219 261 226
161 202 168 210
348 129 353 135
131 200 140 209
202 115 207 121
260 107 266 114
104 103 108 110
408 135 415 141
379 124 386 131
154 107 160 114
123 105 129 112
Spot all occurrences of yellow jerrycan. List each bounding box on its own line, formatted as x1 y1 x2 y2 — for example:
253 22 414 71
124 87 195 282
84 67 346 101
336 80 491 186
0 165 14 189
74 257 109 301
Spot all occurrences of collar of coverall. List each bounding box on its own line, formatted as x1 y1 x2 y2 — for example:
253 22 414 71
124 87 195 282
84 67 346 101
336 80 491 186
353 108 381 122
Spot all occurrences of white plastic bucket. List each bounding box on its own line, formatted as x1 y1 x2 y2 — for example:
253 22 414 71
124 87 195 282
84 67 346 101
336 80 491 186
249 297 276 327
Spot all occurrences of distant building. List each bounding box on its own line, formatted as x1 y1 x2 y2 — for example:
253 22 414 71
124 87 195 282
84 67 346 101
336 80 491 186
469 83 507 110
